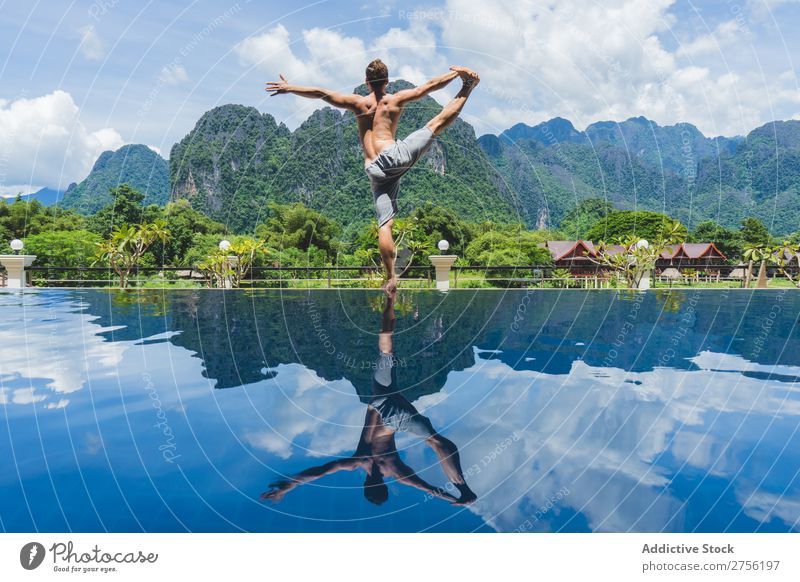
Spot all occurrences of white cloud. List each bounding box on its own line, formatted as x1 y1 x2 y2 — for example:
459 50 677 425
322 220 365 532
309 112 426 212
234 22 451 124
78 25 105 61
241 363 366 459
233 2 800 137
0 297 127 407
158 63 189 86
408 349 800 532
11 388 47 405
676 20 746 58
234 23 444 92
0 90 124 190
235 24 319 83
433 0 800 136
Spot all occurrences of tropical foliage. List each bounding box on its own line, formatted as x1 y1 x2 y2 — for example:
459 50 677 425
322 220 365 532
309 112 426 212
95 220 170 288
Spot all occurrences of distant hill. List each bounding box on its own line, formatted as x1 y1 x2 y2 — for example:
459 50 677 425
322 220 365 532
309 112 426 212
61 144 169 214
170 80 519 232
480 117 800 234
12 187 65 206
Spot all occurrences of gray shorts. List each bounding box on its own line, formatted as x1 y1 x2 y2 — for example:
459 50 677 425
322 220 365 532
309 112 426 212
371 395 436 437
365 126 436 227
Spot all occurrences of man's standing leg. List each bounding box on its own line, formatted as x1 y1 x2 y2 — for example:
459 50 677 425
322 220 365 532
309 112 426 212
379 218 397 295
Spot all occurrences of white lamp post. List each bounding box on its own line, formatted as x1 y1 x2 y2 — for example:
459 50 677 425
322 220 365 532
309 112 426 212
219 239 231 252
1 239 36 289
429 239 457 292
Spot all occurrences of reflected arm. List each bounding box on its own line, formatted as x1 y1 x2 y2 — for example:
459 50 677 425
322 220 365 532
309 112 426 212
261 457 363 502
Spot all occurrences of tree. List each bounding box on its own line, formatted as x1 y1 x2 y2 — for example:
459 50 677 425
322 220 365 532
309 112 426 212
406 203 476 256
742 243 769 288
256 202 341 258
586 210 687 243
771 240 800 287
559 198 615 239
23 230 102 280
95 219 170 288
690 220 742 262
89 184 148 238
149 200 225 266
465 229 553 265
739 217 771 247
0 197 85 238
591 229 684 289
197 237 266 288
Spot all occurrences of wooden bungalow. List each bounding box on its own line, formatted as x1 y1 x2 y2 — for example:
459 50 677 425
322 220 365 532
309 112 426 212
542 240 727 275
656 243 727 268
541 240 601 275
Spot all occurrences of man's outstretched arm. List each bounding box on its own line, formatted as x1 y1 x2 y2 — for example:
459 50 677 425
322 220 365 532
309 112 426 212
266 74 361 112
261 457 363 502
393 67 463 105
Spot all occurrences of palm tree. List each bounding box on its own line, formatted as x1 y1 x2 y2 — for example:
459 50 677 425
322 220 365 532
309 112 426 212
95 220 170 288
771 241 800 286
742 244 768 289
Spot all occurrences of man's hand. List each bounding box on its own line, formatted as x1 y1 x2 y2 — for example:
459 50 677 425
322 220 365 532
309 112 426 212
449 66 480 88
260 478 294 502
265 74 291 96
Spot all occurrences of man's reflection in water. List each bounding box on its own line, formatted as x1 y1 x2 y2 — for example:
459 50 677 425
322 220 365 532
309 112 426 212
262 293 477 506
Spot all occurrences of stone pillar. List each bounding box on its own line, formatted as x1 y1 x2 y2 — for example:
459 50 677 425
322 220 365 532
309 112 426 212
0 255 37 288
429 255 458 292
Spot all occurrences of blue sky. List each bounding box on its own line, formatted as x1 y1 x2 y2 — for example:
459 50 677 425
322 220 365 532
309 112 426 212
1 0 799 194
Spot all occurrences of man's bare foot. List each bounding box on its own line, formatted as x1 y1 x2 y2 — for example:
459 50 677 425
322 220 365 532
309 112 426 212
449 66 480 91
382 277 398 296
450 483 477 506
451 492 477 506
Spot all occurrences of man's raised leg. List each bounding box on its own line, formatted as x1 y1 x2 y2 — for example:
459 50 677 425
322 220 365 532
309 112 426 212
426 433 477 505
425 67 480 136
379 219 397 295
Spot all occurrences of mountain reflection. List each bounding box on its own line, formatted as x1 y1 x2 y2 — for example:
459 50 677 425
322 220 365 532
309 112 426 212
2 288 799 532
260 293 477 507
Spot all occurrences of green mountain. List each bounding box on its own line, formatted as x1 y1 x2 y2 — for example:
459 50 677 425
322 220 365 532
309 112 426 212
480 117 800 235
170 80 519 232
61 144 169 213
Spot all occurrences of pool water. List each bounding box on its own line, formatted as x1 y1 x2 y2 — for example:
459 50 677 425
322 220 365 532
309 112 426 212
1 288 799 532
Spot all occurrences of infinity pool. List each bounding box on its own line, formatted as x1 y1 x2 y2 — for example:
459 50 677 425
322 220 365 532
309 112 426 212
1 289 799 532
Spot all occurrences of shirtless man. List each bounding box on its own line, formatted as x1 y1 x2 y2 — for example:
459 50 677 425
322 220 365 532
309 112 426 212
261 293 477 507
266 60 480 294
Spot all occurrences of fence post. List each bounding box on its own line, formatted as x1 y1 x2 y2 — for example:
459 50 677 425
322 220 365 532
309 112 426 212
327 268 331 289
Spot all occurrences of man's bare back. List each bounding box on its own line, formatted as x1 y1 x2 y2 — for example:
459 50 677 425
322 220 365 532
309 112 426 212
266 62 479 294
267 65 479 165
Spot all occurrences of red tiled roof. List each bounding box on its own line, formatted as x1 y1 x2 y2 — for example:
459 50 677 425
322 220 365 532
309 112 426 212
665 243 727 260
544 241 727 261
544 240 598 261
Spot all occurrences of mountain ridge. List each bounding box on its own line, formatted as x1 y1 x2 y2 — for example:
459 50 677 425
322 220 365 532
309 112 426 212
61 86 800 235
